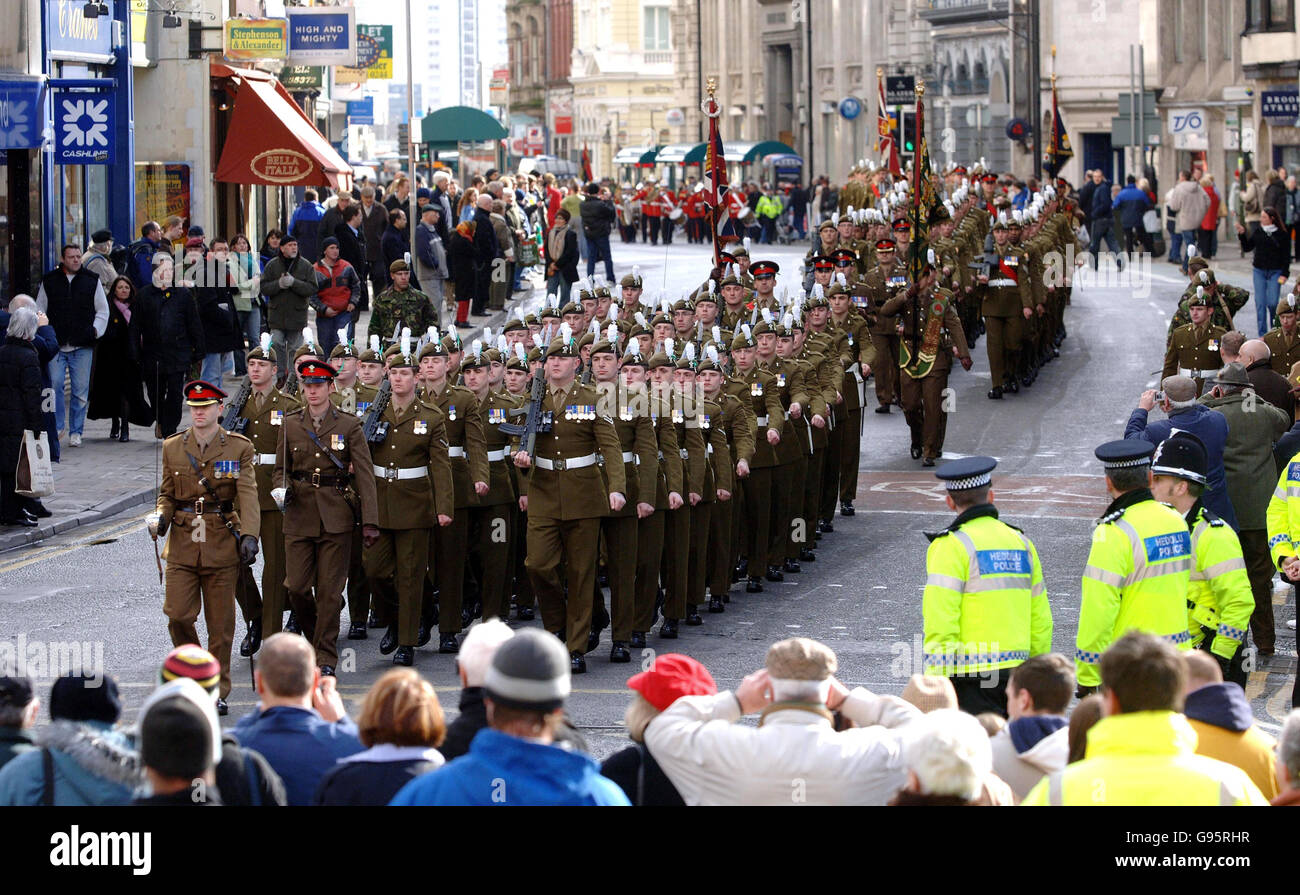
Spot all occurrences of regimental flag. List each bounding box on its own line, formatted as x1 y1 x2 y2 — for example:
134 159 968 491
1044 82 1073 177
581 144 594 182
908 92 939 284
703 92 732 266
877 70 901 177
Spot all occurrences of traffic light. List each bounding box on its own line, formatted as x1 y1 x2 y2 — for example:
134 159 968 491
899 110 917 156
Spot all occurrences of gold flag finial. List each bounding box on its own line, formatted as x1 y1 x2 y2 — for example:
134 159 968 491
1051 44 1057 57
915 81 925 98
876 66 883 78
706 76 717 96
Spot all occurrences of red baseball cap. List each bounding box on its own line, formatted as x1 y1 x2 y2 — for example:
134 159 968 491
626 654 717 711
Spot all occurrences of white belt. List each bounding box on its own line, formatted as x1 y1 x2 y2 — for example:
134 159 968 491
448 446 466 458
381 466 428 481
487 448 508 462
253 453 277 466
756 415 769 425
706 444 714 455
621 451 637 465
679 448 690 459
534 453 597 471
1178 367 1216 379
987 278 1017 287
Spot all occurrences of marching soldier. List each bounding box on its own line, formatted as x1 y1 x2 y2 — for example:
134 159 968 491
755 313 808 583
922 456 1052 715
362 337 455 666
1263 291 1300 375
1162 287 1225 396
776 314 828 569
368 259 437 345
1076 440 1193 693
862 238 907 412
656 342 706 634
149 380 261 714
272 360 379 675
728 324 784 592
699 342 755 611
1167 263 1251 344
514 327 627 673
825 280 875 516
417 336 490 651
979 217 1033 399
883 257 973 466
329 336 375 640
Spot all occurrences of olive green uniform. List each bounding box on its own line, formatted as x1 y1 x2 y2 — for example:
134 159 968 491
1162 323 1227 396
239 385 299 635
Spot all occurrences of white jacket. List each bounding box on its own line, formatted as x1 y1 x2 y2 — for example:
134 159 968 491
989 722 1069 802
644 688 921 806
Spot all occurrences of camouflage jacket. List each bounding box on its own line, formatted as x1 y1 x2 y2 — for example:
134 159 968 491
367 286 437 344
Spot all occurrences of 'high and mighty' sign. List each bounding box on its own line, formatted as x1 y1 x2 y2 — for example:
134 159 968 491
287 6 357 66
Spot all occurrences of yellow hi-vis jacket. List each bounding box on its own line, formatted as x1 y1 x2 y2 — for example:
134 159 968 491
1076 492 1193 688
1266 453 1300 569
1021 711 1268 806
1184 505 1253 659
921 505 1052 677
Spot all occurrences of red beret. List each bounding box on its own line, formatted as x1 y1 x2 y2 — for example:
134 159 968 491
626 654 717 712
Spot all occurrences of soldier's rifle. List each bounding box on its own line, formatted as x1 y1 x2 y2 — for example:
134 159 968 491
500 335 554 459
362 378 393 445
220 376 253 434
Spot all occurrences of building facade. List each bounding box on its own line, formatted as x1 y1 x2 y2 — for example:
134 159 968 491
1239 0 1300 175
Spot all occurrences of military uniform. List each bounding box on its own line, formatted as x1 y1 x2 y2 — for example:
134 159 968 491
759 351 808 580
726 356 784 587
663 379 708 629
520 364 626 661
826 304 876 513
862 259 909 409
1167 282 1251 344
980 238 1032 395
330 373 378 637
1263 324 1300 376
154 383 261 701
363 374 455 662
273 367 379 671
706 384 756 608
367 286 437 344
633 383 682 639
469 378 521 622
1162 322 1226 396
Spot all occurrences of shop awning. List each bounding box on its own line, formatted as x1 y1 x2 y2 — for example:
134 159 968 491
613 145 661 166
212 63 352 191
420 105 508 151
723 140 798 164
655 142 707 165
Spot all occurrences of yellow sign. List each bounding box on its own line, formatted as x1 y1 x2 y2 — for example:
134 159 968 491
224 18 288 61
334 25 392 84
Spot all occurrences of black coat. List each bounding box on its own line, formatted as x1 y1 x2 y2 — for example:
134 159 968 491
360 202 389 272
1264 181 1288 220
1240 224 1292 272
195 274 243 355
131 285 205 374
312 756 442 806
439 687 488 762
87 302 153 425
600 743 685 806
545 226 580 284
0 336 44 436
472 208 499 264
381 226 408 282
579 197 616 240
446 229 477 300
334 222 368 279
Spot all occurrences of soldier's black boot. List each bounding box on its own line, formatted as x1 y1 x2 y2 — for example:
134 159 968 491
368 609 382 628
239 618 262 657
799 547 816 562
783 558 801 574
570 652 587 673
438 633 459 654
379 624 399 655
630 631 647 648
987 386 1003 399
609 641 631 662
684 607 703 626
765 565 784 582
708 595 725 613
746 576 764 593
285 612 301 635
393 645 414 667
841 500 855 516
347 620 367 640
658 618 679 638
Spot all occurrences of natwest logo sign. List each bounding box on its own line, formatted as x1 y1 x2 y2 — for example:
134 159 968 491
250 149 314 183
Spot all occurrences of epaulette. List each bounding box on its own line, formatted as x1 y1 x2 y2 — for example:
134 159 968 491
1097 507 1127 525
1200 507 1227 527
285 406 305 416
923 528 952 543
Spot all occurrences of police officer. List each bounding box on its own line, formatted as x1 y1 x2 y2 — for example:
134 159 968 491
922 456 1052 716
1149 433 1254 687
363 337 455 666
515 327 627 673
272 360 379 675
149 380 261 714
1077 440 1194 693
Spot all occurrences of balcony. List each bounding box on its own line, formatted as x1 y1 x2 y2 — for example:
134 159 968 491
1241 29 1300 80
643 50 673 65
918 0 1010 25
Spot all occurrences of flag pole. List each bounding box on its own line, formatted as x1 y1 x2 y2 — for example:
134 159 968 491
873 67 882 153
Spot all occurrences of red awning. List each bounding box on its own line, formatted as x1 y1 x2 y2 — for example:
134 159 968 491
212 62 352 191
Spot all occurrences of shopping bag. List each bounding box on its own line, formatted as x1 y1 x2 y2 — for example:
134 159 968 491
1142 209 1160 234
15 430 54 498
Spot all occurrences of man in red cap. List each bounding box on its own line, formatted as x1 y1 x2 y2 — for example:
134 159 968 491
749 260 780 311
148 380 261 713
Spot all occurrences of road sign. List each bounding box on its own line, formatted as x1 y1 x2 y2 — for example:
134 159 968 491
838 97 862 120
665 108 685 126
346 96 374 125
53 90 114 164
398 123 409 145
885 76 916 106
1110 115 1161 147
1118 91 1157 118
1168 108 1207 150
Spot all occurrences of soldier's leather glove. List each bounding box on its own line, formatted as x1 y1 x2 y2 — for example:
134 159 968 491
238 535 259 565
362 524 380 549
146 511 165 539
271 487 287 510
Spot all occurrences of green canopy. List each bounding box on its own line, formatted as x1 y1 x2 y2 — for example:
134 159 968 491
613 145 661 166
656 142 708 164
723 140 798 164
420 105 508 150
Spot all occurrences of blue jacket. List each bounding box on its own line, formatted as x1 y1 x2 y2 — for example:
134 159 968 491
1112 185 1153 229
388 728 630 806
289 201 326 264
232 705 363 806
1125 404 1238 528
1089 179 1113 225
0 721 139 806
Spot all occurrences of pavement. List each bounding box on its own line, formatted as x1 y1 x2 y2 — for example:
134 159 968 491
2 239 1294 757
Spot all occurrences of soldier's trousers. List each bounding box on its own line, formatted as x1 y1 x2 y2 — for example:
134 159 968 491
710 492 735 598
602 513 639 641
364 527 430 648
838 407 863 504
527 514 601 655
784 453 809 560
1238 529 1277 653
686 500 713 609
513 507 533 612
635 509 666 633
820 420 843 522
471 503 514 622
729 479 747 577
662 506 690 620
164 563 238 699
234 563 262 628
744 466 775 578
802 447 826 548
285 530 352 668
872 334 900 406
984 314 1023 388
259 511 290 635
433 513 469 634
770 460 797 566
901 369 951 461
346 521 370 629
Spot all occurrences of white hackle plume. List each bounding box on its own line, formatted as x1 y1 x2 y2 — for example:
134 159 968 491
301 326 315 351
705 344 719 365
761 308 774 325
634 311 648 329
631 264 640 283
781 312 794 330
712 325 722 344
496 334 508 353
399 328 412 358
514 343 527 362
483 327 492 343
260 332 273 354
337 326 349 349
683 342 696 363
664 337 675 361
740 323 753 342
1196 285 1204 300
610 305 620 321
470 339 483 359
558 321 573 345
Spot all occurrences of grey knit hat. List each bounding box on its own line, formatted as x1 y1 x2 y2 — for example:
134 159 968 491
483 628 571 712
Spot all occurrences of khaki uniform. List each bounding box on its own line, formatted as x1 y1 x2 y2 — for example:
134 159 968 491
664 394 710 621
238 386 299 635
863 264 910 407
521 381 626 655
1263 326 1300 376
363 397 455 647
686 399 732 611
726 366 784 579
760 356 808 572
882 286 970 461
708 391 756 600
331 381 378 630
470 389 521 621
157 427 261 699
634 395 682 634
421 382 489 634
826 313 876 511
980 246 1033 389
600 381 659 641
273 404 379 668
1162 323 1227 396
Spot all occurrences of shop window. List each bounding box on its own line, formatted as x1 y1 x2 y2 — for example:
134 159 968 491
1245 0 1294 32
